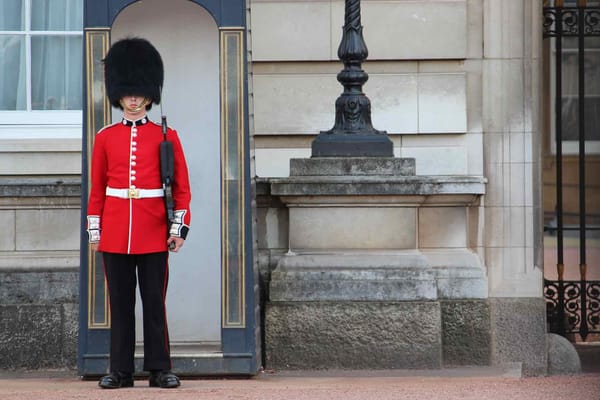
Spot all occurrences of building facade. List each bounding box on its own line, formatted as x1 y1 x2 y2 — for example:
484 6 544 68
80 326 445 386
1 0 597 376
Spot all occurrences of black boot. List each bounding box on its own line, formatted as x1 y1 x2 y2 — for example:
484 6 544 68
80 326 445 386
98 371 134 389
149 370 180 388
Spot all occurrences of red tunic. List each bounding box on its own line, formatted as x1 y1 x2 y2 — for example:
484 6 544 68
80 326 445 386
87 116 191 254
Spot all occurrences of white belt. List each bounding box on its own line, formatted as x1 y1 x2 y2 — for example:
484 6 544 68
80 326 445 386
106 187 164 199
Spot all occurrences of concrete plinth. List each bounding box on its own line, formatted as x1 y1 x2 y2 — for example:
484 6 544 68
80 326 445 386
265 157 488 370
490 298 548 376
266 252 491 369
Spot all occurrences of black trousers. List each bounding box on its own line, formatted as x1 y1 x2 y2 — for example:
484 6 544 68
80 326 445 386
103 252 172 373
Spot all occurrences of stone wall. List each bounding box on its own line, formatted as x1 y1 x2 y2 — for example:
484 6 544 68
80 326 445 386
0 178 81 369
250 0 483 178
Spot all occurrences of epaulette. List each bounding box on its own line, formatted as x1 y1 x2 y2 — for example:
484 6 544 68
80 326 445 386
96 121 121 135
149 120 174 131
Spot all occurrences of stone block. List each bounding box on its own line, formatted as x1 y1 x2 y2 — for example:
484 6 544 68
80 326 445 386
483 0 525 59
0 305 64 369
265 301 442 369
252 72 467 137
490 297 547 376
488 247 543 297
336 0 468 60
367 74 419 134
0 210 15 250
62 302 79 368
435 266 488 299
0 268 78 369
509 164 526 207
290 157 415 177
482 59 526 133
418 74 467 133
255 148 311 177
0 152 81 175
256 205 289 250
16 209 80 251
288 207 416 250
465 132 484 176
251 0 468 61
252 74 339 135
483 206 505 247
251 1 332 61
401 146 468 175
419 207 467 248
425 250 488 299
441 300 491 366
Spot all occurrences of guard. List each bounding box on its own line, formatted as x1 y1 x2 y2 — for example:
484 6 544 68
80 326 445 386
86 37 192 389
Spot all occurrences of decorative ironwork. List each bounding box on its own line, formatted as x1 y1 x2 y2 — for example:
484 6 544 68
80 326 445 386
543 6 600 37
311 0 393 157
542 1 599 343
584 9 600 34
545 279 600 340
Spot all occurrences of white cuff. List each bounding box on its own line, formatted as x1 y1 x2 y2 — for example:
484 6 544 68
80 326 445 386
169 210 189 239
87 216 101 243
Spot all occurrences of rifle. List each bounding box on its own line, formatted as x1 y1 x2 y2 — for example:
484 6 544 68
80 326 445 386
159 114 176 250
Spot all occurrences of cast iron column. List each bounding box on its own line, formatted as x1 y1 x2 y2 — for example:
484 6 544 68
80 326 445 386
312 0 393 157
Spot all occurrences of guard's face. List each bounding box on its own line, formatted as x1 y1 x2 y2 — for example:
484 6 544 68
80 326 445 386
120 95 149 114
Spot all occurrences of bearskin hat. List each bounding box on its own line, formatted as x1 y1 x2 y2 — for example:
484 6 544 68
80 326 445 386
104 37 164 110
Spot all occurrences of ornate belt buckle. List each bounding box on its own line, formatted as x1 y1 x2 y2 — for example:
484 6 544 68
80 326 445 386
128 188 140 199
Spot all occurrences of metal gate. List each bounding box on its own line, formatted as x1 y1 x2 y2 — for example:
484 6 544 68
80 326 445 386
543 0 600 341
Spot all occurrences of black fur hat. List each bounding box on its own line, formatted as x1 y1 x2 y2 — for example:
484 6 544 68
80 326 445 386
104 37 164 110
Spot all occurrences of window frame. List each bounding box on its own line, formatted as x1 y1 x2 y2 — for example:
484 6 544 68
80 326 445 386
0 0 83 138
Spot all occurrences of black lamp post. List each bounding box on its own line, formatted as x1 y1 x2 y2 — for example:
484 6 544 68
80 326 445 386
311 0 393 157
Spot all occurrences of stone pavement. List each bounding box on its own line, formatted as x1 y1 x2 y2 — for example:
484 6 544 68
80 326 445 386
1 365 599 400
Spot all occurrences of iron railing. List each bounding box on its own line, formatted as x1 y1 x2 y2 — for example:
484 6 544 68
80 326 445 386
543 0 600 341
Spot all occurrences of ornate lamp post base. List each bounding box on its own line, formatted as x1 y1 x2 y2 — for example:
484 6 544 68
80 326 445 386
311 0 393 158
312 130 393 157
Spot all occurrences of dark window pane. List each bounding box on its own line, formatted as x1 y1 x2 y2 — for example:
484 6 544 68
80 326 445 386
0 0 24 31
0 35 26 110
31 0 83 31
31 35 82 110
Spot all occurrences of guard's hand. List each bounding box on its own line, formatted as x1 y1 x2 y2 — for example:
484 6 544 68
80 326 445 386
90 243 99 252
167 236 185 252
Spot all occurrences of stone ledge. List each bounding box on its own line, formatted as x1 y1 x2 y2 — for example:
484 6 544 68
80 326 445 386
425 250 488 299
0 251 80 271
270 175 486 200
271 253 436 300
0 177 81 197
270 251 488 301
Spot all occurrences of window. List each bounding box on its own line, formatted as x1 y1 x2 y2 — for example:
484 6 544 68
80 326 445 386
0 0 82 135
